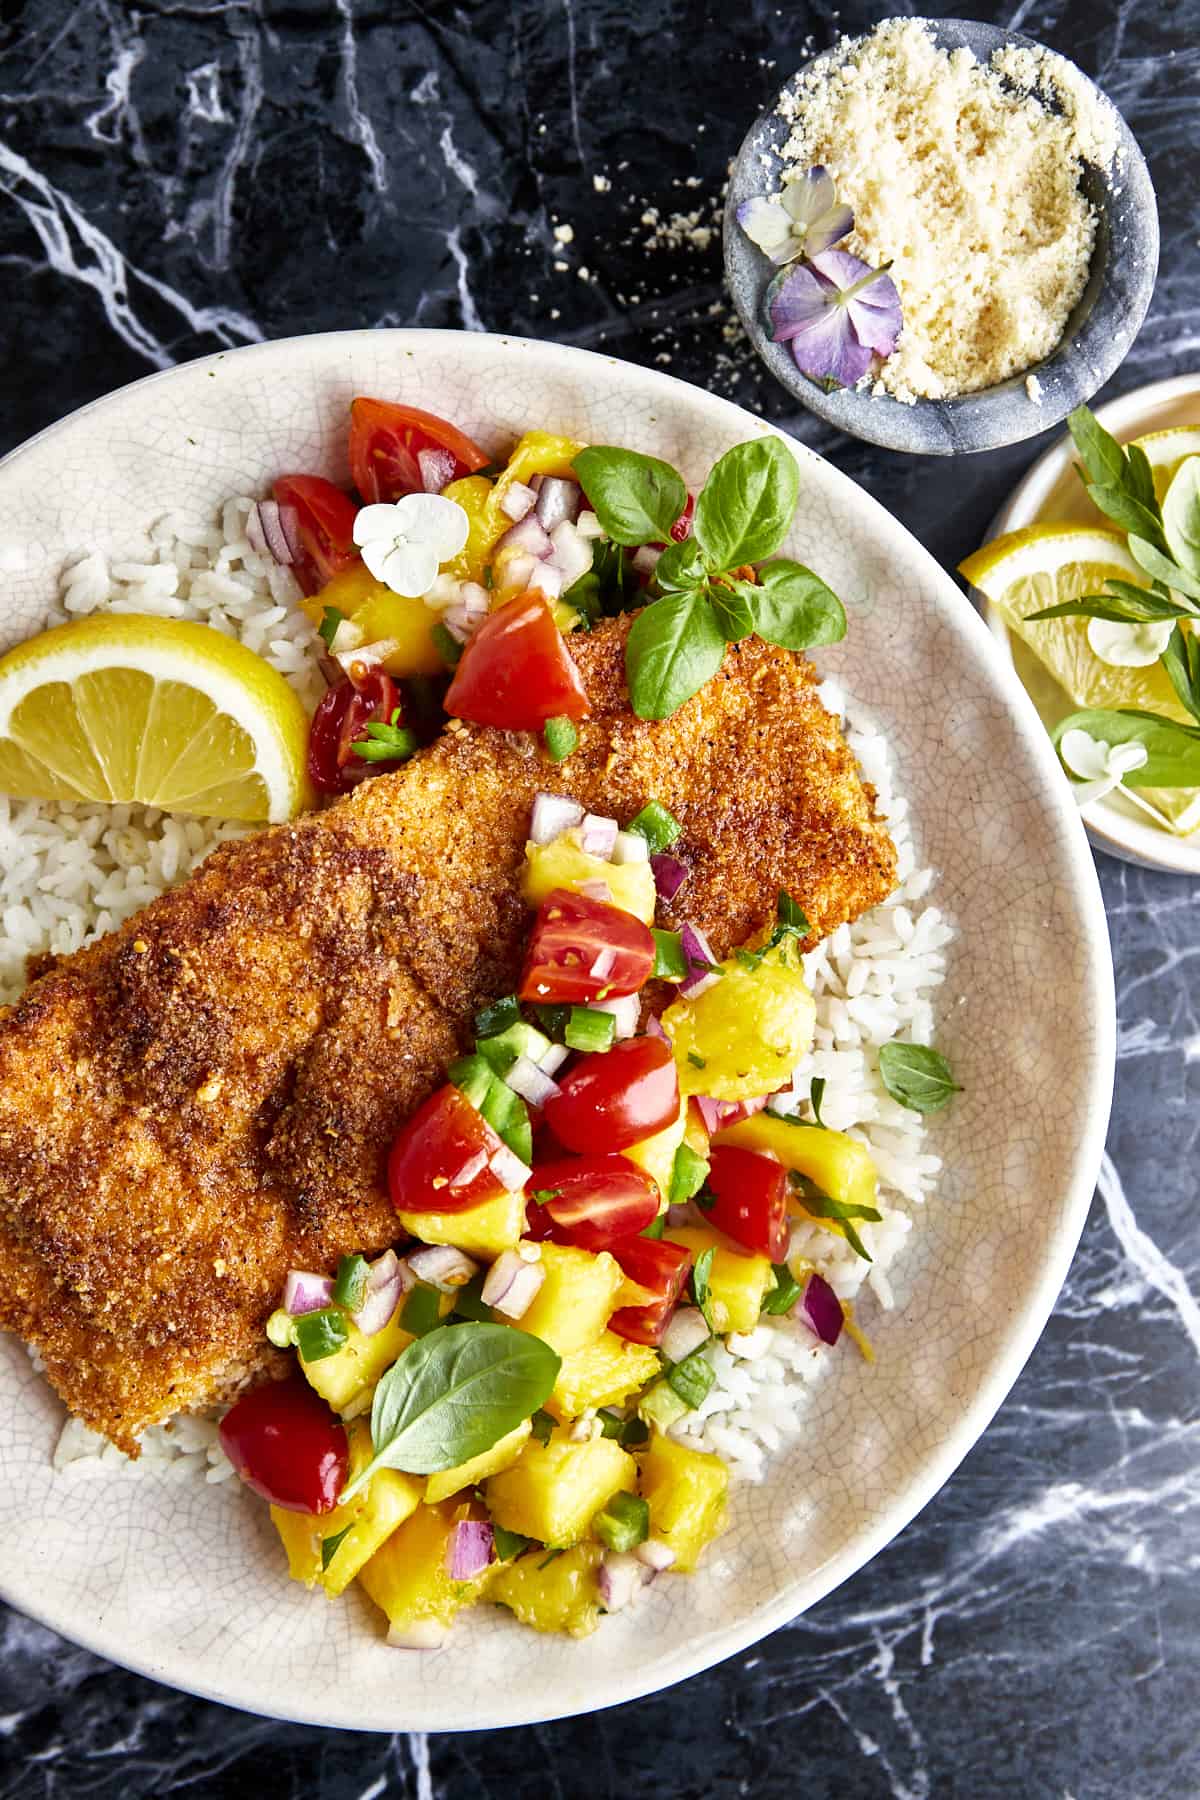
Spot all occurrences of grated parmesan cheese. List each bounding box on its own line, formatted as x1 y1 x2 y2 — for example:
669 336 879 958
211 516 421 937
774 19 1120 402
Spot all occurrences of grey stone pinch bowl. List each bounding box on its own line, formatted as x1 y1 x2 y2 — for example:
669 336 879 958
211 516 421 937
723 18 1159 456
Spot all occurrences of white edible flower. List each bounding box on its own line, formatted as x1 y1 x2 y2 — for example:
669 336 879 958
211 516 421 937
352 494 469 599
1086 616 1174 668
1059 727 1149 807
736 166 854 266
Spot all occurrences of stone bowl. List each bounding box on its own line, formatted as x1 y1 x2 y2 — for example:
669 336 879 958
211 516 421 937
724 18 1158 456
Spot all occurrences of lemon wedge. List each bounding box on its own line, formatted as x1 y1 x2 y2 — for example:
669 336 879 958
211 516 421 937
1130 430 1200 504
0 615 315 822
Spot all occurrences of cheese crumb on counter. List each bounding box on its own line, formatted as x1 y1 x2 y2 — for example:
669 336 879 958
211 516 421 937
775 19 1119 403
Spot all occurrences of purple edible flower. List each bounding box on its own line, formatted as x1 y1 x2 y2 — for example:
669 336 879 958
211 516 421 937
769 249 903 389
737 165 854 266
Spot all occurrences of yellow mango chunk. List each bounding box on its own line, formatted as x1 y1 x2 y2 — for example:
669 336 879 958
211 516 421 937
358 1500 495 1640
515 1242 625 1356
270 1419 422 1597
713 1114 878 1215
662 1224 774 1334
491 1542 603 1638
622 1100 686 1203
546 1331 662 1421
395 1188 527 1259
663 947 816 1102
486 1431 636 1547
299 1307 412 1416
521 831 657 924
303 565 444 676
442 474 496 583
639 1434 728 1571
425 1420 532 1505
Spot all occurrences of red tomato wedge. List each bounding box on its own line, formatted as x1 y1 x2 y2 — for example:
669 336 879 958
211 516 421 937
444 592 589 732
519 889 655 1005
525 1155 660 1251
349 398 490 504
272 474 360 596
388 1083 508 1214
704 1145 790 1261
219 1373 348 1514
542 1036 680 1154
307 665 402 795
607 1237 692 1345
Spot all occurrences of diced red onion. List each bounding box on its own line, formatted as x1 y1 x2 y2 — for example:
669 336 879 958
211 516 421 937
598 1552 648 1612
498 514 553 561
387 1619 447 1651
610 830 648 865
499 479 538 522
650 853 688 901
350 1249 415 1337
590 946 616 981
530 792 584 845
442 585 489 644
540 1042 569 1075
679 923 721 999
535 477 582 531
646 1014 669 1043
334 637 400 673
580 812 619 858
575 510 604 540
661 1306 710 1364
283 1270 333 1317
445 1518 495 1581
418 447 457 494
481 1249 546 1318
500 552 537 596
800 1271 844 1345
407 1244 479 1291
528 561 564 601
694 1093 769 1134
448 1148 490 1189
590 992 640 1040
635 1538 676 1572
488 1143 532 1191
549 524 594 595
631 545 661 579
247 499 296 566
505 1053 561 1108
579 878 614 904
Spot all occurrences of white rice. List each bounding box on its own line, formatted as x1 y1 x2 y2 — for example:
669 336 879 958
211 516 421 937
10 505 950 1490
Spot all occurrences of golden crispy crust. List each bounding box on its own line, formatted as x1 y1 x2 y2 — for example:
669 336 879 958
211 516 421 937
0 619 895 1450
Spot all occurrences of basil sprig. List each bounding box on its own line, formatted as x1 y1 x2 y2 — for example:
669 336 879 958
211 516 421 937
573 438 846 719
338 1322 560 1502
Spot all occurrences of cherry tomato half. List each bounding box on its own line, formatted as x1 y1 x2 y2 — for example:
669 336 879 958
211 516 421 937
388 1082 508 1214
444 592 589 733
525 1155 660 1251
542 1036 680 1154
704 1145 790 1261
349 398 491 504
219 1373 348 1514
519 889 655 1006
273 474 361 597
307 665 403 795
608 1237 692 1346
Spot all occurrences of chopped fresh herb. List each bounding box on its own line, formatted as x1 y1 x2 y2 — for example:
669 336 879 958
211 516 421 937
686 1051 706 1070
493 1524 533 1561
564 1005 616 1053
475 994 521 1039
627 800 683 855
332 1253 370 1313
692 1245 717 1330
321 1524 354 1571
666 1345 715 1409
538 1547 567 1571
294 1307 349 1363
529 1187 562 1205
400 1283 443 1337
877 1042 961 1115
431 621 462 667
530 1408 556 1446
808 1076 827 1129
669 1143 709 1204
760 1262 803 1316
598 1408 650 1448
593 1490 651 1553
351 717 417 764
787 1170 881 1261
318 606 344 649
640 1212 666 1239
451 1272 494 1324
736 890 812 971
543 716 579 762
651 928 687 980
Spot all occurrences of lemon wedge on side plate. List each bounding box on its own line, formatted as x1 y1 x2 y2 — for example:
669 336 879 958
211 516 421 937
0 615 315 822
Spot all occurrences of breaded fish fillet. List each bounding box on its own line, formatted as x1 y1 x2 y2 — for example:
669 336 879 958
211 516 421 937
0 619 895 1450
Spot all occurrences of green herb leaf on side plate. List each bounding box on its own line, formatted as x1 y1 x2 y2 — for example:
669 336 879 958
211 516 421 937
626 588 727 720
692 437 800 570
1162 458 1200 581
877 1041 962 1114
1127 535 1200 603
1083 483 1168 552
1161 624 1200 725
339 1322 561 1501
321 1524 354 1571
573 447 687 547
1051 707 1200 788
1028 587 1196 625
750 559 848 650
1067 404 1127 492
1125 442 1157 511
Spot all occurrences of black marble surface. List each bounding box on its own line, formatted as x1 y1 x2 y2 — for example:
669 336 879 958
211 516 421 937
0 1 1197 1794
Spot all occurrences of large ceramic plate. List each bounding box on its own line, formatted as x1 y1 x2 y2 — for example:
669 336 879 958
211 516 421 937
0 331 1114 1730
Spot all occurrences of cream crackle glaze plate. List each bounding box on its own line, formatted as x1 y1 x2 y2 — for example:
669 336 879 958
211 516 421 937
0 331 1114 1730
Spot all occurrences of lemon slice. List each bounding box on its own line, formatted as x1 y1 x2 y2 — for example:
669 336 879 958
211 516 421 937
0 615 315 822
960 524 1185 718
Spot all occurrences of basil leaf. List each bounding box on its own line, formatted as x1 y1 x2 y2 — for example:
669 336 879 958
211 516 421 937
1085 482 1168 552
1051 707 1200 788
339 1323 560 1501
787 1172 880 1261
709 583 756 643
1067 404 1126 491
693 437 800 570
1126 443 1157 511
751 559 847 649
654 538 708 593
877 1042 961 1114
1162 458 1200 581
1127 535 1200 603
625 590 726 720
1028 588 1193 624
692 1245 717 1331
321 1524 353 1571
573 447 687 547
1161 625 1200 725
809 1075 827 1128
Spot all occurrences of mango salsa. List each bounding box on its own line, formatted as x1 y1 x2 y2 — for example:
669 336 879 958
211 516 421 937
425 1420 532 1505
662 947 816 1101
394 1187 527 1259
622 1100 687 1201
270 1419 422 1597
515 1242 626 1355
546 1331 662 1421
303 564 444 676
491 1542 603 1637
442 473 496 583
639 1434 728 1571
713 1113 878 1215
358 1500 495 1639
486 1431 636 1546
299 1307 412 1416
521 831 657 924
663 1224 773 1333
